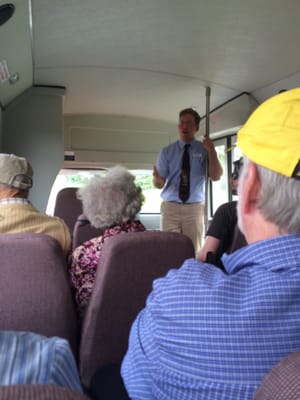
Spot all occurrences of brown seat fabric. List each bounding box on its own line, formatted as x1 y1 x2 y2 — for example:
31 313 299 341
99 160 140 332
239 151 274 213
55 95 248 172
0 384 90 400
53 187 82 234
72 214 105 250
254 350 300 400
79 230 195 387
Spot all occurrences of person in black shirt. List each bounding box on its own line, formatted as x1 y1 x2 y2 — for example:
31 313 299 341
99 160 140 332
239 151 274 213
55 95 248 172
197 158 247 269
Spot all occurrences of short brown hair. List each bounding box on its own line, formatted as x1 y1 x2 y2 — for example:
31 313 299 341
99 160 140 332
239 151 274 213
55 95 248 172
179 108 201 128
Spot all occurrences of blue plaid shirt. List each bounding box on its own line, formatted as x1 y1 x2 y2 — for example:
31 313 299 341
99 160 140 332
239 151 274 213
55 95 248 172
0 331 82 392
122 234 300 400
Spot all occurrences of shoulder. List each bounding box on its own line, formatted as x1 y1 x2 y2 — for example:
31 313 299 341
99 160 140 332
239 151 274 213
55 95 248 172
161 140 181 153
151 258 224 299
191 139 205 151
192 139 204 146
26 205 68 226
51 215 72 232
144 259 229 325
43 216 72 245
222 201 238 220
73 237 101 255
214 201 237 217
208 202 237 233
35 211 71 234
0 331 71 357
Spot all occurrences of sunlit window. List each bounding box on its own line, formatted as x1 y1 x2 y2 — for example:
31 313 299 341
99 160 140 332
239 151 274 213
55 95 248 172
46 169 162 216
208 133 243 216
47 137 243 220
210 138 228 214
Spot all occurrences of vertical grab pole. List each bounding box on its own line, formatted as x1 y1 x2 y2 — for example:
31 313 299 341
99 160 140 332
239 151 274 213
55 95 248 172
204 86 211 236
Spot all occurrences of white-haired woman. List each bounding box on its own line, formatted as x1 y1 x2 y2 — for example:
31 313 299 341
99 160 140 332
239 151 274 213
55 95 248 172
70 166 145 314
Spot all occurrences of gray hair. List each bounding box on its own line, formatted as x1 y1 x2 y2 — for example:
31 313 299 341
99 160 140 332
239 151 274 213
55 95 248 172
240 157 300 234
77 165 144 229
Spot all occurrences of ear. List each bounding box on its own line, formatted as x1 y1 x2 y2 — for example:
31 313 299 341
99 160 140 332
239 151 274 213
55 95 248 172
239 162 261 216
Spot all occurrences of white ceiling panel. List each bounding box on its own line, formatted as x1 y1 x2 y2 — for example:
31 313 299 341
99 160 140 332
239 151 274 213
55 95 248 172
2 0 300 120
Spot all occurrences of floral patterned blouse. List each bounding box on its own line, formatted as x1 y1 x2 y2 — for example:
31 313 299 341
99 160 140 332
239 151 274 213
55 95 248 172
70 220 146 314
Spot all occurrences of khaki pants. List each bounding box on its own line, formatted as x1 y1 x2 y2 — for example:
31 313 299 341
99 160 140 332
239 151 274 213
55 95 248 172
160 201 205 255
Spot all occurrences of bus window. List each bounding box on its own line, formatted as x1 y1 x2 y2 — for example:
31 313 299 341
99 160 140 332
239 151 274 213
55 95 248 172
46 169 162 216
231 134 243 200
210 138 228 215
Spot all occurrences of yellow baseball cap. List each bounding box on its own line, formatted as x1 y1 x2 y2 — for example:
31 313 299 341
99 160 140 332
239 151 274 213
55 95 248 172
237 88 300 179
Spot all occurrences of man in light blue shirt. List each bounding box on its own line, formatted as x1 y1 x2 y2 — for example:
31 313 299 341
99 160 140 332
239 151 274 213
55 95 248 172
122 89 300 399
153 108 223 254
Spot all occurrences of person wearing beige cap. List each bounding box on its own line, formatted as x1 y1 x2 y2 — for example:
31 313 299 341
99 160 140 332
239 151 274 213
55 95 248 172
0 153 71 255
121 89 300 400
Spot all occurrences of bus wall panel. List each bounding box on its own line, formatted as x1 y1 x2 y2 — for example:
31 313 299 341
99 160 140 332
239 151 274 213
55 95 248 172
3 87 65 212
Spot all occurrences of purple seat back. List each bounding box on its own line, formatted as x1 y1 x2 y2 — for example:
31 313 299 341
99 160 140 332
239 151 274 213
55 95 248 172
0 233 78 356
79 230 195 387
53 187 82 234
72 214 105 250
0 385 90 400
254 350 300 400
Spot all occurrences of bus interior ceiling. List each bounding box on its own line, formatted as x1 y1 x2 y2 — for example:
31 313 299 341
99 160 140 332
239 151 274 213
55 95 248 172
1 0 300 211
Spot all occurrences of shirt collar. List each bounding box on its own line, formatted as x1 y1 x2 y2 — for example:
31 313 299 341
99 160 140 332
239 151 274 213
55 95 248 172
0 198 31 205
179 139 196 149
222 234 300 275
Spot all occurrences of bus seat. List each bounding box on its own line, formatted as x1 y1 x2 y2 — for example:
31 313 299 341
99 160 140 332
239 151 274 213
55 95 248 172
0 233 79 357
254 350 300 400
72 214 105 250
79 230 195 388
53 187 82 233
0 384 90 400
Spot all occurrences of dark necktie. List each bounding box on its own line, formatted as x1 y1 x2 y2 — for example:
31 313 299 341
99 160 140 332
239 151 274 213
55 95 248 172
179 144 190 202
